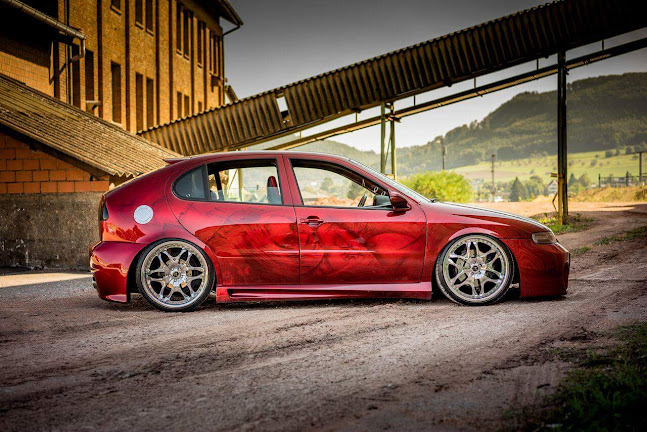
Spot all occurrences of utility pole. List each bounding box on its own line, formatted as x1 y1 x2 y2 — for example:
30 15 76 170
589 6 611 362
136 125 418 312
491 153 495 201
441 137 446 170
557 50 569 224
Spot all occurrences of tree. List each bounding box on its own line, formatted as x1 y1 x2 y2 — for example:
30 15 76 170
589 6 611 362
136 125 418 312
509 177 524 202
402 171 472 202
579 173 591 188
321 177 334 192
569 173 578 186
346 181 364 200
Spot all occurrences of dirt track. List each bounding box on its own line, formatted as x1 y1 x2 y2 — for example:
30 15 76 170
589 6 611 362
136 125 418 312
1 202 646 431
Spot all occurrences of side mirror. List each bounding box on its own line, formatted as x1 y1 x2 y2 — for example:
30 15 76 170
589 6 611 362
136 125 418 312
389 192 411 212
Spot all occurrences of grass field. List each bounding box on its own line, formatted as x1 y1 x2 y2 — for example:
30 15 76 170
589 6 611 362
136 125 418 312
453 150 643 184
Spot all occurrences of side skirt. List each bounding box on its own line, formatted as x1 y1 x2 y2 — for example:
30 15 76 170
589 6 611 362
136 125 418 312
215 282 432 303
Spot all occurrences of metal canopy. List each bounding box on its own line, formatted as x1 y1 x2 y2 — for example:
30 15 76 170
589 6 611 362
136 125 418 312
140 0 647 155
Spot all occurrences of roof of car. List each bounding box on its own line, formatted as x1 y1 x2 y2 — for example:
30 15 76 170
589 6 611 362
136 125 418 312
166 151 352 164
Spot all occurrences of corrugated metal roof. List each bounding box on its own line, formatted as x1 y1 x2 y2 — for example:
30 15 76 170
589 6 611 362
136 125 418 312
140 0 647 155
0 74 180 177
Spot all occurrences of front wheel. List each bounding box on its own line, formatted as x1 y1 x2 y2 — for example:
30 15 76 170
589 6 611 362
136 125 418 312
435 234 513 306
136 239 214 312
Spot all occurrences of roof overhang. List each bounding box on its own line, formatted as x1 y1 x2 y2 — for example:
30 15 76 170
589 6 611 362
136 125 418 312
139 0 647 156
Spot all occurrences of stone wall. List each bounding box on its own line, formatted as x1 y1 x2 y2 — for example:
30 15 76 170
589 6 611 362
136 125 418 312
0 192 102 270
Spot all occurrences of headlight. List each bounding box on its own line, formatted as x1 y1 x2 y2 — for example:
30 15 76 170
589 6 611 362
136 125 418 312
532 231 556 244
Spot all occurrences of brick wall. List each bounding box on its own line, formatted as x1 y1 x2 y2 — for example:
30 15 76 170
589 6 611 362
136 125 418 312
1 0 227 139
0 32 53 96
0 132 110 195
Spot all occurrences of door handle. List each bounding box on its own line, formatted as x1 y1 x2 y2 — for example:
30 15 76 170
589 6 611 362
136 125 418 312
300 216 324 227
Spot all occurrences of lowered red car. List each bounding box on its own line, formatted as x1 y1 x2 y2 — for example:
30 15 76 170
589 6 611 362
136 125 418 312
90 152 569 311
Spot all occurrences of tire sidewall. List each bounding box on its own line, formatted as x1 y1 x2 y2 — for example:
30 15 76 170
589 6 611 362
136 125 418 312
434 234 514 306
136 238 215 312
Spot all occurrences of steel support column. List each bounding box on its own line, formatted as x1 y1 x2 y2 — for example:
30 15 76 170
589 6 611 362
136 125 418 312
557 51 569 224
380 103 386 173
379 102 396 178
390 103 396 179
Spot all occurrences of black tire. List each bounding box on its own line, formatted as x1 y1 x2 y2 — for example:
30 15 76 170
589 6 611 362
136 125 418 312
136 238 215 312
434 234 514 306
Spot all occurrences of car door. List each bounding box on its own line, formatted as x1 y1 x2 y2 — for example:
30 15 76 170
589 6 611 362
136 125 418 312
287 157 427 286
167 157 299 287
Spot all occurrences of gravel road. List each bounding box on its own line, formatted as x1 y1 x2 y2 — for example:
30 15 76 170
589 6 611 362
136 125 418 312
1 202 646 431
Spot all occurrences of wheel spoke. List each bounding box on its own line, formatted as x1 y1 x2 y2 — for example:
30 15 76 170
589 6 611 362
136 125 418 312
450 270 465 285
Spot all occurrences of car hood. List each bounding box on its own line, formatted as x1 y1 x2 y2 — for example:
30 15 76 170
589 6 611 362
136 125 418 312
422 201 551 238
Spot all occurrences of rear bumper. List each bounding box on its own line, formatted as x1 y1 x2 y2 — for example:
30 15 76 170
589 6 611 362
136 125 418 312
90 241 147 303
505 239 570 298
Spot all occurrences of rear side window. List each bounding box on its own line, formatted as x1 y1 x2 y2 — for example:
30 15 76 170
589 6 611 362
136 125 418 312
207 159 282 205
174 166 207 200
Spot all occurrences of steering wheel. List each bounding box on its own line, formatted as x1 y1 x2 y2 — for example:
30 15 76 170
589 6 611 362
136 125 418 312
358 193 368 207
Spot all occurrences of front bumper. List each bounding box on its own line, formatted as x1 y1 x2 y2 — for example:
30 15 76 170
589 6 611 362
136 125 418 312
505 239 570 298
90 241 147 303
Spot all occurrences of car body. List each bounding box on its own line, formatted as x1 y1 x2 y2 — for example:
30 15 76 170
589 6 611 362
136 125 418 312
90 151 569 310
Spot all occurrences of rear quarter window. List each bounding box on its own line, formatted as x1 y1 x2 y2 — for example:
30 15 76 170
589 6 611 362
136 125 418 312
174 166 207 200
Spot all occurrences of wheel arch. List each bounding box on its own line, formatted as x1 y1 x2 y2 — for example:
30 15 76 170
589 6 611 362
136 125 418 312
126 234 222 296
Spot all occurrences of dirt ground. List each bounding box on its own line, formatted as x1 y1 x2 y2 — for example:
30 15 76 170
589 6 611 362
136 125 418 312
1 202 646 431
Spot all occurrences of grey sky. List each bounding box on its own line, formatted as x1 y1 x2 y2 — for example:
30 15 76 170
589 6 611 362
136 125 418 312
224 0 647 151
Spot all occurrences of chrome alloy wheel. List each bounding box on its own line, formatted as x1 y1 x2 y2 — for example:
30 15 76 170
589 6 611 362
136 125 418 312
438 235 511 304
140 241 210 310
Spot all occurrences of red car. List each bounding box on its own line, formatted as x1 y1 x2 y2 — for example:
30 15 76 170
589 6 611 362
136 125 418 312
90 152 569 311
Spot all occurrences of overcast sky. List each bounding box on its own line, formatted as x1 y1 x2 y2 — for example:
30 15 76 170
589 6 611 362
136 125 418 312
224 0 647 151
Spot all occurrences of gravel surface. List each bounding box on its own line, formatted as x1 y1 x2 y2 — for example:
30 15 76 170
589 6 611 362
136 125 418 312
1 202 646 431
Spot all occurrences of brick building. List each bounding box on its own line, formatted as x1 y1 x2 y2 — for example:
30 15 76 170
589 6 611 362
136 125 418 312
0 0 242 133
0 0 241 268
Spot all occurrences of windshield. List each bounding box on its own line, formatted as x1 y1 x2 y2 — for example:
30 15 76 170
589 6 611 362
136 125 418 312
348 160 431 203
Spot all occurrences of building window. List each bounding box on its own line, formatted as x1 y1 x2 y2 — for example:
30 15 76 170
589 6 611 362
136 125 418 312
146 77 154 128
135 0 143 26
85 50 95 104
111 62 122 124
111 0 121 12
184 95 190 116
145 0 154 32
176 91 183 117
197 21 205 67
209 31 215 73
135 73 144 131
183 10 191 59
71 45 81 108
176 4 182 53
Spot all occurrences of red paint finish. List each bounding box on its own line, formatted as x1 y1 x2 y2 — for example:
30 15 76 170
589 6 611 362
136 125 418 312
505 239 570 297
294 207 426 284
90 151 569 307
168 200 300 286
90 241 146 302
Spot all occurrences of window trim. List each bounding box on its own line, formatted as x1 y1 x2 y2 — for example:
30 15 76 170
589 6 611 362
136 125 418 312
172 159 288 207
289 159 393 211
110 0 121 14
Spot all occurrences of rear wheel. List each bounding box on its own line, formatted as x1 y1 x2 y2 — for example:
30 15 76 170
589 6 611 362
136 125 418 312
136 239 214 312
435 234 513 306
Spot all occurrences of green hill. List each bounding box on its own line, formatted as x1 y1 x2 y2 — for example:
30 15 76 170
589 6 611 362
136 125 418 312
295 73 647 177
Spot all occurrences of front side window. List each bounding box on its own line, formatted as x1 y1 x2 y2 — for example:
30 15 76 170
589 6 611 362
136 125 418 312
207 160 282 205
291 160 389 208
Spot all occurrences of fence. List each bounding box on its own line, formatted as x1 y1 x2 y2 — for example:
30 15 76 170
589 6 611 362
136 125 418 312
598 173 646 188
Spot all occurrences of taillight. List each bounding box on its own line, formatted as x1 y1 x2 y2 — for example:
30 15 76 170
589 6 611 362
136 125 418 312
98 197 108 241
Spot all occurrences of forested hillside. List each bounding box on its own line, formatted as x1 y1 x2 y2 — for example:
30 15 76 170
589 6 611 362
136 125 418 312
297 73 647 176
